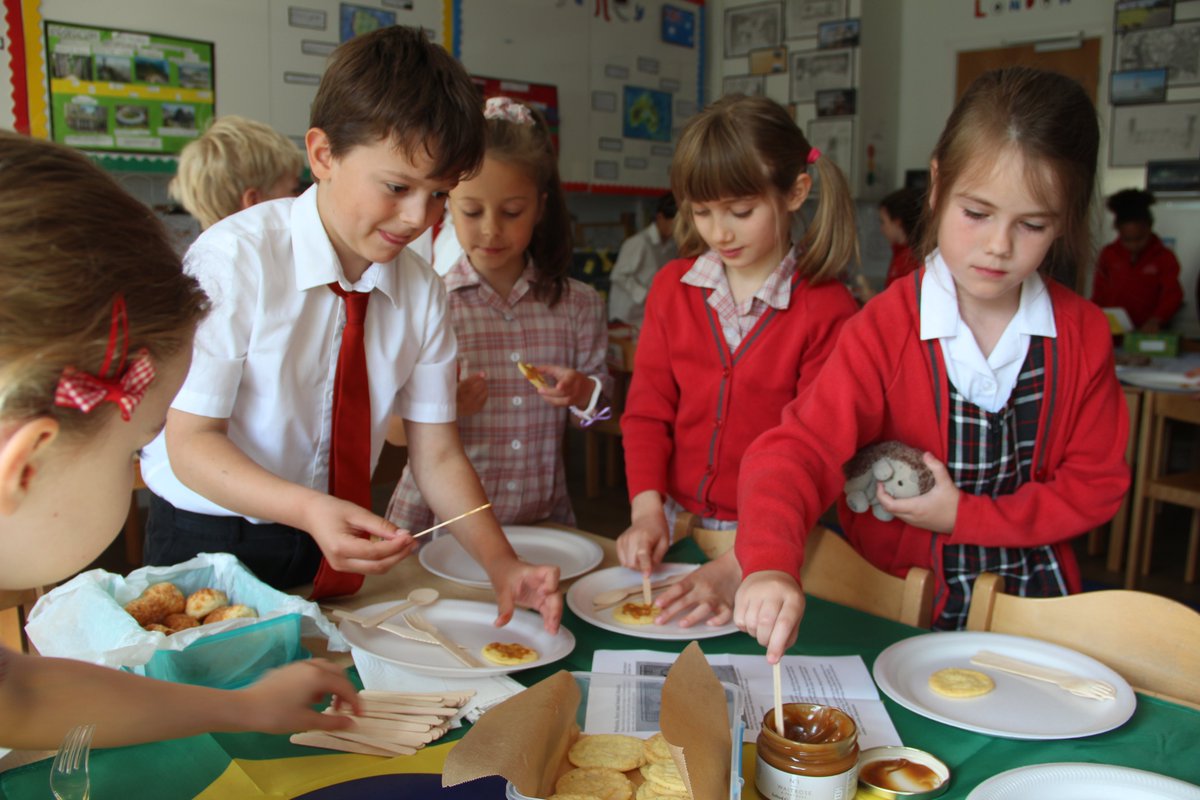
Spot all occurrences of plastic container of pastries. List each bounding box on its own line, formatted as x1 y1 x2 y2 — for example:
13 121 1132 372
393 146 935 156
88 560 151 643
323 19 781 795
504 671 745 800
856 746 950 799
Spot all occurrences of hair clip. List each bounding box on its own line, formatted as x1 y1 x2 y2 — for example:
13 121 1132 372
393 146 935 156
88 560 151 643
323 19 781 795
484 96 535 126
806 147 822 165
54 294 157 422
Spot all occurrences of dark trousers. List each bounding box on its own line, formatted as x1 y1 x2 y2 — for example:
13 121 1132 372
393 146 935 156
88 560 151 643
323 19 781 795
144 493 322 591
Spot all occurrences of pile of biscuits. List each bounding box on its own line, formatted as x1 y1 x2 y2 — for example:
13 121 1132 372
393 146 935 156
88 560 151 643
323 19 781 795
123 581 258 634
550 732 691 800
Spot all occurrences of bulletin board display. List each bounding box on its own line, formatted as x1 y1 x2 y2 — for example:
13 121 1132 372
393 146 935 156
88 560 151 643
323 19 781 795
456 0 704 193
43 21 215 154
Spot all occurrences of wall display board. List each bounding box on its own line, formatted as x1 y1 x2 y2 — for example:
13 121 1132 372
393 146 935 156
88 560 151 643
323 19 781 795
44 21 214 154
1110 100 1200 167
457 0 703 193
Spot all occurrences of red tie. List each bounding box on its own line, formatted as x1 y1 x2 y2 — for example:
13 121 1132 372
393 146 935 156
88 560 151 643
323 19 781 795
311 283 372 599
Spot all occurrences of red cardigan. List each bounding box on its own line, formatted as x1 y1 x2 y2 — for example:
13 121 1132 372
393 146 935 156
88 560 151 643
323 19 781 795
1091 234 1183 329
885 243 921 287
737 270 1130 620
622 258 857 520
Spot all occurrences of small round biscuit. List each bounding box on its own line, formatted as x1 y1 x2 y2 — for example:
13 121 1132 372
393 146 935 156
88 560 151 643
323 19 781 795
143 623 172 634
569 733 646 771
163 612 200 632
481 641 539 666
640 762 686 794
635 781 689 800
929 667 995 698
186 588 229 619
642 732 673 765
555 767 634 800
547 795 601 800
203 603 257 624
613 602 656 626
124 582 185 625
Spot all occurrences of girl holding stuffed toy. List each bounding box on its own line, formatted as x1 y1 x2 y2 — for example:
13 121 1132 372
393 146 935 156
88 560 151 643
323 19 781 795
0 132 361 749
734 67 1130 659
615 94 858 627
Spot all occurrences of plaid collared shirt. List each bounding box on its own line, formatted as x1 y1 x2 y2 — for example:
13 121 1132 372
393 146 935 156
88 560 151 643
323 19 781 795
680 248 798 350
936 338 1068 630
386 257 610 531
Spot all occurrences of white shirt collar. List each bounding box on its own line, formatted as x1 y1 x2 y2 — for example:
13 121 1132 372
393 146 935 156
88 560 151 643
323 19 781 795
919 250 1056 343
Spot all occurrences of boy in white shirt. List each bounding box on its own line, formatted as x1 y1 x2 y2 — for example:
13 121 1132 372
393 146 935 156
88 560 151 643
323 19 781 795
140 25 561 630
607 192 677 325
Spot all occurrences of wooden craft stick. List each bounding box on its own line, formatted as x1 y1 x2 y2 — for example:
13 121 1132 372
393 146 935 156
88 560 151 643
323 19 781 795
773 661 784 737
642 573 653 606
324 730 423 755
290 731 406 757
323 711 433 732
411 502 492 539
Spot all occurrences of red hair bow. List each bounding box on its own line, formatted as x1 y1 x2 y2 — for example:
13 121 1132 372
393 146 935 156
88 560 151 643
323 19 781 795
54 294 157 422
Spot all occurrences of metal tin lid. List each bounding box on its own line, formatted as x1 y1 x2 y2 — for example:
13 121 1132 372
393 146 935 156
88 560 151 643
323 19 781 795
857 746 951 799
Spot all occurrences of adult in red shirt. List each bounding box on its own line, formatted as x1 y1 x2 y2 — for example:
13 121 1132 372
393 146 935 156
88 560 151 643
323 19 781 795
1091 188 1182 332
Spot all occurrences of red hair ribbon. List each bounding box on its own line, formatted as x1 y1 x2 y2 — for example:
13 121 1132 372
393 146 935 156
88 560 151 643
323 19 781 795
54 294 157 422
807 147 822 165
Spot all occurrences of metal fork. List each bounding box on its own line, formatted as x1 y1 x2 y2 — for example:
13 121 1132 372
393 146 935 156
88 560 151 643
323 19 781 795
971 650 1117 701
50 723 95 800
403 611 483 668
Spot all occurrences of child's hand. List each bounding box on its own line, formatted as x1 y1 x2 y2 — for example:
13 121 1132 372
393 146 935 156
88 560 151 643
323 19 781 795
236 659 360 734
617 494 671 574
652 550 741 628
456 371 488 417
874 452 959 534
490 558 563 633
532 364 593 409
734 570 805 664
304 495 417 574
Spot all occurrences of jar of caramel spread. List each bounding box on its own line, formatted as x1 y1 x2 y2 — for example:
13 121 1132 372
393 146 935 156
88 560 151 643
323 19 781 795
755 703 859 800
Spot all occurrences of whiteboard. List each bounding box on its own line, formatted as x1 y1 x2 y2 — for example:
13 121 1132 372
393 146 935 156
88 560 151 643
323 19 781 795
457 0 703 191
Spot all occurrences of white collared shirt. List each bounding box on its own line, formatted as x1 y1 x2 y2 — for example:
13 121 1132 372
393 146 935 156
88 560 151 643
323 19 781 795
920 251 1056 413
140 185 457 520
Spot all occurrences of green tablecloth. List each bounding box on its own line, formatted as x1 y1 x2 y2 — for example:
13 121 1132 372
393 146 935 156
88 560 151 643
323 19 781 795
3 540 1198 798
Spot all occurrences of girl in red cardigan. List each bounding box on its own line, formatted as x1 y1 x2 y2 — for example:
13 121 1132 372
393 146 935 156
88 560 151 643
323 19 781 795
616 95 859 627
734 67 1130 660
1091 189 1182 332
879 188 924 287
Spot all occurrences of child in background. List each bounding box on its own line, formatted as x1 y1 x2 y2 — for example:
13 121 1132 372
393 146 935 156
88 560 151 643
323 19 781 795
616 94 859 627
734 67 1130 660
1091 188 1182 333
879 188 923 287
140 27 561 629
170 115 304 229
388 98 610 530
608 192 678 325
0 132 358 749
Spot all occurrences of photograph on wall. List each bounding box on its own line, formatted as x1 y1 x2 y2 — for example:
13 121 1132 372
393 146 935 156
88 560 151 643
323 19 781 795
789 48 852 103
1109 100 1200 167
724 2 783 59
662 4 696 48
44 21 214 155
1115 19 1200 86
815 87 856 117
1110 68 1168 105
1114 0 1173 32
623 86 673 142
339 3 397 42
817 18 860 49
749 45 788 75
807 117 853 180
1145 159 1200 195
722 74 766 97
785 0 847 39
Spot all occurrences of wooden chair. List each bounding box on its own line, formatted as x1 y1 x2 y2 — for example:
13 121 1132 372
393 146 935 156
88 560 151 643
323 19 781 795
966 572 1200 707
670 517 934 628
800 526 933 628
1125 389 1200 589
0 587 44 653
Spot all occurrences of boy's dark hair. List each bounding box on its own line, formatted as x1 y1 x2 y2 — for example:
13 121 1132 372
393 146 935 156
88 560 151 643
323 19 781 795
655 192 677 220
879 188 922 240
310 26 485 182
1107 188 1155 226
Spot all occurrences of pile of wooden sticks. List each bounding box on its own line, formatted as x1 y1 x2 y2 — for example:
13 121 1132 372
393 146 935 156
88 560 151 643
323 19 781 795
290 690 476 756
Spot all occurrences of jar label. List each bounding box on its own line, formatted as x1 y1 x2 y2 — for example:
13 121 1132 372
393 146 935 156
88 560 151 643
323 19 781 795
755 755 859 800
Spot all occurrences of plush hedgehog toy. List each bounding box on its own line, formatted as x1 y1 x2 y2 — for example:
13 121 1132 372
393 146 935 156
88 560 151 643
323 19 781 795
842 441 935 522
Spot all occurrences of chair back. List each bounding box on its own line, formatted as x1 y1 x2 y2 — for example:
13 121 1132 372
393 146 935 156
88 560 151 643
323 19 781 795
800 526 933 628
0 587 44 653
672 511 736 560
966 572 1200 707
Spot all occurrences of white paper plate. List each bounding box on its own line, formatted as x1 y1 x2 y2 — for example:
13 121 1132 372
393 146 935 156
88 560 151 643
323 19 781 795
1116 366 1200 393
565 563 740 640
338 599 574 677
418 525 604 588
872 631 1135 740
967 763 1200 800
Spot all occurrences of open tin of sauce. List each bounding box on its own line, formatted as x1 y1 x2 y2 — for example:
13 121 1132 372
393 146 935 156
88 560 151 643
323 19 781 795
857 746 950 799
755 703 859 800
